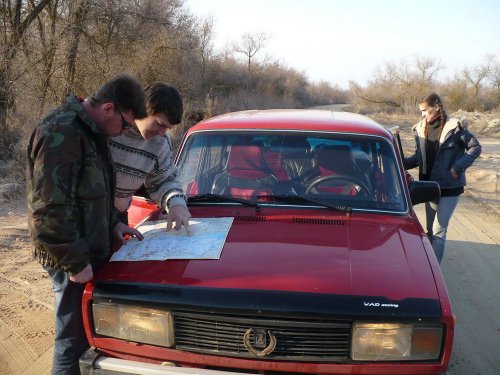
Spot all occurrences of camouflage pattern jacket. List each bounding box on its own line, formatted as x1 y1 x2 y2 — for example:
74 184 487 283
27 95 118 275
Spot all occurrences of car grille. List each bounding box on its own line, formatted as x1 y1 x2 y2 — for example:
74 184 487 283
174 311 350 361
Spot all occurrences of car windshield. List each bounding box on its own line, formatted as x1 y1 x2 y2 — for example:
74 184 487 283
176 131 407 213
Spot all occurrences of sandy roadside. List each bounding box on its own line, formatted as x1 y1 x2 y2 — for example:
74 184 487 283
0 199 54 375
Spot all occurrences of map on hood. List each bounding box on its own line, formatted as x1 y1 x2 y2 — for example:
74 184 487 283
110 217 234 262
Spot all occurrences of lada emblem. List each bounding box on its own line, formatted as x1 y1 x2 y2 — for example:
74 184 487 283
243 328 277 357
254 329 267 348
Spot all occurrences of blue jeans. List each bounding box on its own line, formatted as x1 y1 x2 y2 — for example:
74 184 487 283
425 195 460 263
44 266 89 375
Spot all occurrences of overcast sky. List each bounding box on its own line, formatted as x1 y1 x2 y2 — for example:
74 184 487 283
186 0 500 88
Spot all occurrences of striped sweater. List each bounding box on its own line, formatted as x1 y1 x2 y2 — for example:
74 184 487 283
109 127 186 212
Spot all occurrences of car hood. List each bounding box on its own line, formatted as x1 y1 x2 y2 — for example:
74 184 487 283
97 215 438 301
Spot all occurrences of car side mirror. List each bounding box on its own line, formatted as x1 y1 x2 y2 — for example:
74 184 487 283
409 180 440 205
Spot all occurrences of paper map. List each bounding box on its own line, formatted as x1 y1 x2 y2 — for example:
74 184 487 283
110 217 234 262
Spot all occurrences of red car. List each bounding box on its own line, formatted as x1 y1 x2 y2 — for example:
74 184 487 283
80 110 454 375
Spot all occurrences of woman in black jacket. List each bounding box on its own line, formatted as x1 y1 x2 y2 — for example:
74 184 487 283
405 93 481 263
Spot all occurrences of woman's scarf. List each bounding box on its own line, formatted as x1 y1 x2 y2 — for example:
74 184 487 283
425 111 442 127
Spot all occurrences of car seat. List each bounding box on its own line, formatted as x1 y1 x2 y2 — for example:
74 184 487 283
281 137 313 181
212 141 277 200
263 137 313 193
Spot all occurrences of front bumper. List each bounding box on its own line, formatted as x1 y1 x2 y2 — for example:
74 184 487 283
80 347 450 375
79 347 249 375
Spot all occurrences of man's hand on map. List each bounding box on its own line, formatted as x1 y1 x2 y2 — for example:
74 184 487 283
166 205 193 236
113 221 145 246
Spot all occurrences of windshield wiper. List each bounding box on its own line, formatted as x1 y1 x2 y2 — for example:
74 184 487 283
258 194 352 214
188 193 260 208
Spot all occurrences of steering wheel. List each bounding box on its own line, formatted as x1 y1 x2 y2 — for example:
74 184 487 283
305 174 371 197
211 171 229 194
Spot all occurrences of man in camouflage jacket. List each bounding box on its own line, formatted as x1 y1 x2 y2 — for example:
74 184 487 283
27 74 146 375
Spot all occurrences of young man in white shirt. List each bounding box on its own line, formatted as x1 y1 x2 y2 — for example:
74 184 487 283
109 82 192 235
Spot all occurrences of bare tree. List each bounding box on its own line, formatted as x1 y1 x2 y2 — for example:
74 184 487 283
0 0 51 128
61 0 90 98
35 0 61 111
492 63 500 90
197 15 214 82
444 74 470 111
352 56 442 113
232 31 270 73
462 55 495 110
491 60 500 104
413 56 442 99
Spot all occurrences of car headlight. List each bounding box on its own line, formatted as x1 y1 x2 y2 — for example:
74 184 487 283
352 322 442 361
92 302 174 347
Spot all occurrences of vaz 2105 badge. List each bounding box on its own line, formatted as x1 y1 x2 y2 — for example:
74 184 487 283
243 328 277 357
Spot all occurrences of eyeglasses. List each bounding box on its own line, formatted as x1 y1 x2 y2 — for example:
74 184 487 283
115 105 132 130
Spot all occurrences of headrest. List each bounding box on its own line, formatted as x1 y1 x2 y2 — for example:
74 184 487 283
281 137 310 157
227 142 270 179
316 145 356 175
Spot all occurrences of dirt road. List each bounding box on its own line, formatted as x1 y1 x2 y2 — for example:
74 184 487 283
0 199 53 375
414 198 500 374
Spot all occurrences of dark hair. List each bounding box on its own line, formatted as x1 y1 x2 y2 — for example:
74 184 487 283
89 74 147 118
420 92 447 128
145 82 183 125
